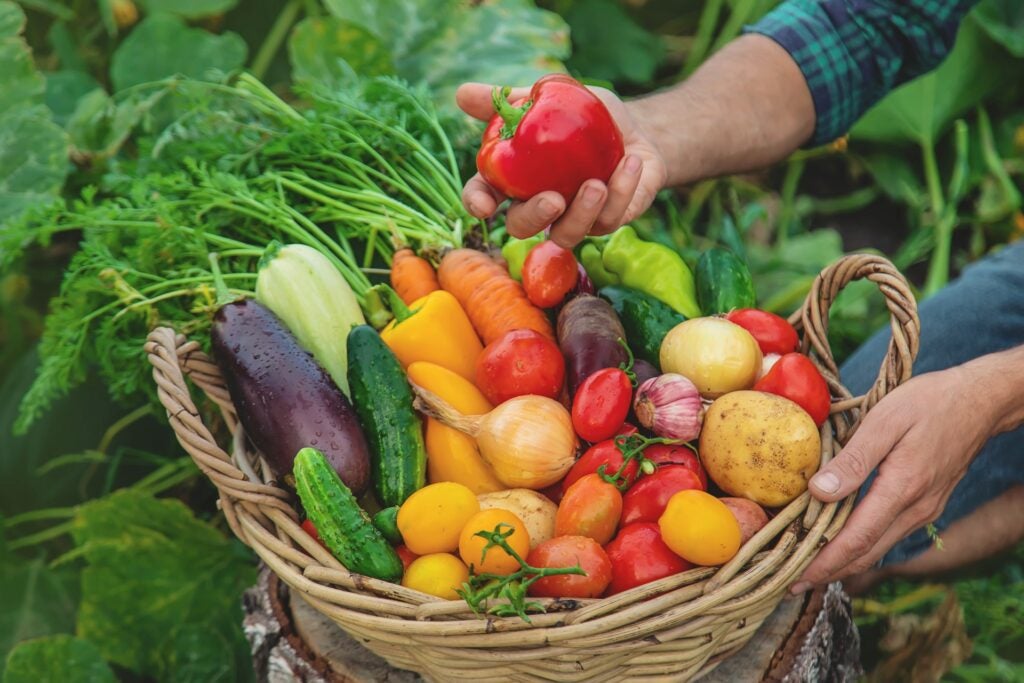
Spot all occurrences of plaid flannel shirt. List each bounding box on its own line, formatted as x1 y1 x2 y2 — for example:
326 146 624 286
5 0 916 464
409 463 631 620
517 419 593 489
748 0 979 145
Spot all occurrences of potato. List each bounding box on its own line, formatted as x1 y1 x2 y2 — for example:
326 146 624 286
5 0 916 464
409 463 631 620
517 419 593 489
720 497 769 545
477 489 556 549
699 391 821 507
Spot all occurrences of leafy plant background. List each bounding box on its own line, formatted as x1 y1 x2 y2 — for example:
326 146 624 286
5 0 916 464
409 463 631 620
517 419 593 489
1 0 1022 680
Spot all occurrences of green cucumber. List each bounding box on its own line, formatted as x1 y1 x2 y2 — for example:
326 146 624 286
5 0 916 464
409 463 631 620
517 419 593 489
372 506 402 546
599 286 685 369
695 248 756 314
347 324 426 507
293 447 402 581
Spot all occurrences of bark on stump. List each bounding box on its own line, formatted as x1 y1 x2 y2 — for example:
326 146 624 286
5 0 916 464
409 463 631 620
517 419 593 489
242 566 862 682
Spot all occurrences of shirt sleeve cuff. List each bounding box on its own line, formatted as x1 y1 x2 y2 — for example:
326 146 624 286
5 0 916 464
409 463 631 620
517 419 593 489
744 2 865 146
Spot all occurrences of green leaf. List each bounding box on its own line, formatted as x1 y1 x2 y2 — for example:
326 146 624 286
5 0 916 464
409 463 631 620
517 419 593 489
65 86 168 160
3 635 114 683
0 2 44 118
109 13 247 92
43 71 102 127
0 550 79 680
973 0 1024 56
138 0 238 19
288 16 393 90
852 18 1024 146
859 151 927 208
0 1 24 36
72 490 256 681
564 0 663 84
0 106 68 224
317 0 569 108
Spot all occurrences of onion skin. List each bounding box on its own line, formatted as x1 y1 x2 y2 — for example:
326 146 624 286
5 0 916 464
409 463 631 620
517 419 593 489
633 374 704 441
659 318 762 398
475 396 578 489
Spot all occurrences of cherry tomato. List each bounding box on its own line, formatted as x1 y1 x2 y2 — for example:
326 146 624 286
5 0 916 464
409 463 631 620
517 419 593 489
401 553 469 599
621 465 704 526
604 522 691 595
301 519 324 547
395 545 419 572
527 536 612 598
561 426 639 494
643 444 707 489
725 309 799 356
571 368 632 443
555 473 622 545
522 240 579 308
475 329 565 404
753 352 831 425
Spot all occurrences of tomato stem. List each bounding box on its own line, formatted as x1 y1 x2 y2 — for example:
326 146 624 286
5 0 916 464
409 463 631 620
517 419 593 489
598 433 685 490
491 86 533 140
617 337 637 384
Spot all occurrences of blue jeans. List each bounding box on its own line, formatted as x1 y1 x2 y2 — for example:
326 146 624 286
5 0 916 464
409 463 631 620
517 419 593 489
840 240 1024 566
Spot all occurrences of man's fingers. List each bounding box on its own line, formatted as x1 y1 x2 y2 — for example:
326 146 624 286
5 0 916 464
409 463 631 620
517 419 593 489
456 83 531 121
591 156 642 235
506 192 565 239
462 174 506 219
808 405 906 502
548 181 608 249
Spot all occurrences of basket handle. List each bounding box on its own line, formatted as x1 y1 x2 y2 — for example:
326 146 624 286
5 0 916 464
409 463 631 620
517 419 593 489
788 253 920 427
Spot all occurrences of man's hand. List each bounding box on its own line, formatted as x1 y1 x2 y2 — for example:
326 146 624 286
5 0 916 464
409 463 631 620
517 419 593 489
792 365 1002 591
456 82 667 249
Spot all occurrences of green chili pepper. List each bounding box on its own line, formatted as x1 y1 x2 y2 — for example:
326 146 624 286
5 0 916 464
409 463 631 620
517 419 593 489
500 234 544 281
601 226 701 318
579 239 620 289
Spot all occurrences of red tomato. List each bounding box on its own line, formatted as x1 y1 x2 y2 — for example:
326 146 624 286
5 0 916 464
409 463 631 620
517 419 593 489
301 519 324 546
475 329 565 404
621 465 704 525
643 444 707 489
522 240 579 308
527 536 612 598
395 545 419 572
571 368 632 443
753 352 831 425
561 426 640 494
726 309 799 356
604 522 692 595
555 474 623 545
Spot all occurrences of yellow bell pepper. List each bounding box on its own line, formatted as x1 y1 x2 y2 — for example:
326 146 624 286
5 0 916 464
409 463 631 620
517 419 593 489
380 287 482 382
406 362 503 494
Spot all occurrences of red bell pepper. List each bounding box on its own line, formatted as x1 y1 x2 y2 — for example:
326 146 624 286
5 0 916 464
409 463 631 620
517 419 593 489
477 74 625 203
753 352 831 425
725 308 799 356
621 465 704 525
604 522 691 595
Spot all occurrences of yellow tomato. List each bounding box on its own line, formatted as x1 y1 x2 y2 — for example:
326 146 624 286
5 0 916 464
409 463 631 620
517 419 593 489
458 509 531 576
658 490 741 566
401 553 470 600
397 482 480 555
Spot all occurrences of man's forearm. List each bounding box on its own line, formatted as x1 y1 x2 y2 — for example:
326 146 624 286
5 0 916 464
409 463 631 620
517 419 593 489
625 34 815 187
964 345 1024 436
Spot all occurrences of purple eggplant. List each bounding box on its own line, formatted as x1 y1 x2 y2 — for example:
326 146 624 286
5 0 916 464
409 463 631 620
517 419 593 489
556 294 628 397
211 299 370 493
632 359 659 388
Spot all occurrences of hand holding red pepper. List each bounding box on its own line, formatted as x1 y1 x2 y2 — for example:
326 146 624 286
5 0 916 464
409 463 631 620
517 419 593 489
456 77 667 249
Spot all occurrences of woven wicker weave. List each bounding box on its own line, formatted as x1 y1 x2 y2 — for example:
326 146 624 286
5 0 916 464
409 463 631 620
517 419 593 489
145 253 918 682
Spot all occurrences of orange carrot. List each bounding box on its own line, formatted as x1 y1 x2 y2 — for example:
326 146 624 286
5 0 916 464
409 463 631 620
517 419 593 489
390 248 440 305
437 248 554 345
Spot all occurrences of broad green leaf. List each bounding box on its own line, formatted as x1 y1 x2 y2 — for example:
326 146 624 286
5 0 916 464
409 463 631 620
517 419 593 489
974 0 1024 56
138 0 237 19
0 106 68 224
859 151 927 209
565 0 663 84
852 18 1024 146
3 635 113 683
110 14 247 92
43 71 102 127
65 86 168 159
288 17 393 89
73 490 256 681
0 551 79 680
0 3 44 117
317 0 569 108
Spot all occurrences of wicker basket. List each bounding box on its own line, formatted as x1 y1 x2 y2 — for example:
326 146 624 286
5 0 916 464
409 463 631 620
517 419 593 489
145 253 918 682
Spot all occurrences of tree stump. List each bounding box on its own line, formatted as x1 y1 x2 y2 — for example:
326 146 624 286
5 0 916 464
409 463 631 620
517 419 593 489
242 566 862 682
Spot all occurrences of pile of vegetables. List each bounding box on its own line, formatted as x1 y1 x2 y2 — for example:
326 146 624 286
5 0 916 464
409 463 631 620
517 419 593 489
214 210 834 620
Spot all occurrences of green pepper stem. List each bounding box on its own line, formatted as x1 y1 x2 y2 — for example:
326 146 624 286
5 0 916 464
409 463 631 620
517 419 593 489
371 283 416 324
208 253 237 307
492 86 532 140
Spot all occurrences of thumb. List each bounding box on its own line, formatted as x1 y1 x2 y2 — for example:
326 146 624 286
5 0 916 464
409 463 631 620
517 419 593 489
456 83 531 121
809 411 902 502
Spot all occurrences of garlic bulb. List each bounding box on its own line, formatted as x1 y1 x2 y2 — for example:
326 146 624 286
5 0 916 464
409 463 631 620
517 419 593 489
633 374 704 441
